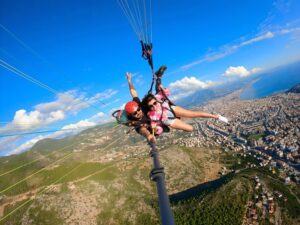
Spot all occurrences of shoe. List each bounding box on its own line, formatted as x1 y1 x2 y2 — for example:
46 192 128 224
155 65 167 78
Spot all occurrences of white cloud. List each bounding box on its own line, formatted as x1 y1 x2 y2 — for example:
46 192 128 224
180 49 235 70
88 111 114 123
61 120 96 130
12 110 42 129
8 135 45 155
169 77 215 90
49 112 114 139
1 85 119 155
12 109 65 128
169 77 216 101
95 112 105 118
180 32 275 70
0 108 66 134
35 89 118 114
35 91 80 113
279 27 300 35
48 120 97 138
3 110 113 155
223 66 262 78
0 136 20 155
167 66 262 101
90 89 118 103
180 23 300 71
169 91 198 101
259 0 293 32
0 88 117 134
45 110 65 124
239 32 274 46
181 32 275 70
4 120 97 155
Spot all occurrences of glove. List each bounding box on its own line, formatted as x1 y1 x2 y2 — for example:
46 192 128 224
218 115 229 123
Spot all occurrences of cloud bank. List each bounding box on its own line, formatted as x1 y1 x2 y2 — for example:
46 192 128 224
1 88 117 156
0 89 117 134
4 111 110 156
180 24 300 71
169 77 217 101
168 65 262 101
223 66 262 78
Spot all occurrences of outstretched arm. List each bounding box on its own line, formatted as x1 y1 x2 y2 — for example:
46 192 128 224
138 127 156 142
126 72 138 98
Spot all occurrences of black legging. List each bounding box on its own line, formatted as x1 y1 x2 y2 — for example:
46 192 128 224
155 77 162 94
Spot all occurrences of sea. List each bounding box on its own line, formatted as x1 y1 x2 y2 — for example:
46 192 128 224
240 62 300 100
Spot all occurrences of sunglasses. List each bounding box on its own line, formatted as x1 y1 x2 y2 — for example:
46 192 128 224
131 107 141 116
148 101 158 108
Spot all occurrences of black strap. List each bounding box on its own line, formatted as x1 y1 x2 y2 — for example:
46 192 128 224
140 41 153 70
111 110 121 118
152 100 177 126
157 88 179 120
148 69 155 94
140 40 155 94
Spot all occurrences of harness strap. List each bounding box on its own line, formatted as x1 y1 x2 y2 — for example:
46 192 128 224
153 100 177 127
148 69 156 94
158 88 179 120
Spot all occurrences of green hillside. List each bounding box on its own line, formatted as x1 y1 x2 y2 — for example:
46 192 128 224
0 123 299 225
173 168 300 225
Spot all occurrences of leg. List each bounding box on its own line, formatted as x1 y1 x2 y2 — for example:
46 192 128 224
155 77 162 94
170 118 193 132
155 66 167 93
173 106 218 119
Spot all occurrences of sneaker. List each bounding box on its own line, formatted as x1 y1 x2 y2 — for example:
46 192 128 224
155 65 167 78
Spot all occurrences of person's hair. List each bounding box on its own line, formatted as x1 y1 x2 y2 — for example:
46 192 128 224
141 93 156 112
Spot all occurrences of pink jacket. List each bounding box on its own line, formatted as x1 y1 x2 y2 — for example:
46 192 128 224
147 88 171 135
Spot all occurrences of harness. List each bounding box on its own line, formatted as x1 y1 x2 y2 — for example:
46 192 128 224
150 88 180 133
112 109 152 133
141 41 153 70
159 88 178 119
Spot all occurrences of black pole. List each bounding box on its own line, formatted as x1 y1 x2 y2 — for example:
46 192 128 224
149 141 175 225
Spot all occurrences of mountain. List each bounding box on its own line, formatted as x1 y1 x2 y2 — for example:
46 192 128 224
0 124 227 225
177 61 300 107
287 83 300 93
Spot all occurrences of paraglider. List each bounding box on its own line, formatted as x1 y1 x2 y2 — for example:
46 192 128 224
115 2 229 225
115 0 229 137
113 69 164 142
113 66 229 137
117 0 154 69
142 66 229 135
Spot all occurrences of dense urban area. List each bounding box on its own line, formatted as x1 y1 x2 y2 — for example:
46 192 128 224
172 91 300 224
175 91 299 181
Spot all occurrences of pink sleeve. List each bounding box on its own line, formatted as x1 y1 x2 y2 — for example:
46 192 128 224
155 88 170 100
148 111 160 130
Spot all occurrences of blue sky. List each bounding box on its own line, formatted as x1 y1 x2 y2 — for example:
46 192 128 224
1 0 300 156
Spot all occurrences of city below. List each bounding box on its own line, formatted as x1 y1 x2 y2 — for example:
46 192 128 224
175 90 300 183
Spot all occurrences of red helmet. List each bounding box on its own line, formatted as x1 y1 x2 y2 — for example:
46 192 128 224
125 101 139 115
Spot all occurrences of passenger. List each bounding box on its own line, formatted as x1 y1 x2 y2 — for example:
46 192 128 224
142 66 229 135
